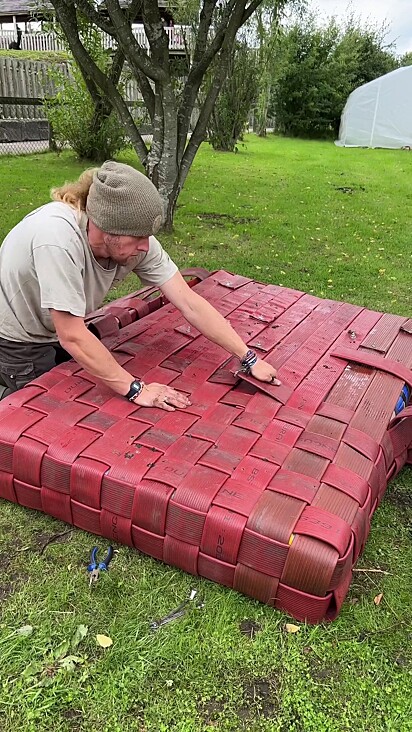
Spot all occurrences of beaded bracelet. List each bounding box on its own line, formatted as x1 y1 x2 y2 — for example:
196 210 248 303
239 349 258 373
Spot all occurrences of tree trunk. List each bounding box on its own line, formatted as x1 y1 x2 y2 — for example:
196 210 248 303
155 84 179 222
49 0 272 229
254 5 282 138
255 70 271 136
164 189 179 232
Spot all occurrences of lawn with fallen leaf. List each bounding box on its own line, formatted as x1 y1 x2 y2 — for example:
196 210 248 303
0 136 411 732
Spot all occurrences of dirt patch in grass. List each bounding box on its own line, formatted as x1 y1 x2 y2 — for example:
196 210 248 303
0 541 30 605
238 678 279 720
308 652 342 683
0 570 29 603
201 679 279 728
202 698 226 724
239 619 261 639
197 212 258 227
334 185 366 194
61 708 84 729
0 584 12 602
394 653 409 668
386 486 412 512
349 569 387 601
32 529 73 554
0 552 11 572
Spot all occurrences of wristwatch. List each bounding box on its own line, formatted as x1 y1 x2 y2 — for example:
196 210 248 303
124 379 144 402
239 349 258 374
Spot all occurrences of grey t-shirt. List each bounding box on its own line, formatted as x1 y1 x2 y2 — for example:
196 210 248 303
0 201 178 343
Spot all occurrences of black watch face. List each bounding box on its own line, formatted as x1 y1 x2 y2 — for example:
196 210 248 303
128 380 142 400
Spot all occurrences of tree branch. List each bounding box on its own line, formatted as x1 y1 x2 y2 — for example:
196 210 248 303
180 54 228 179
125 0 143 23
108 45 125 86
134 70 156 121
75 0 116 36
56 2 102 106
141 0 169 67
242 0 267 25
177 0 245 160
180 0 252 174
190 0 219 67
189 0 238 88
105 1 160 119
105 0 165 82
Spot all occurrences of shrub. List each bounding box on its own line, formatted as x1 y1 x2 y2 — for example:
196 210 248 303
44 28 128 161
206 41 259 152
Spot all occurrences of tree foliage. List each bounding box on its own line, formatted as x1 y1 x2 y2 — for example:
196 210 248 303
44 26 128 160
400 51 412 66
250 0 305 136
206 40 259 152
272 13 398 138
49 0 276 230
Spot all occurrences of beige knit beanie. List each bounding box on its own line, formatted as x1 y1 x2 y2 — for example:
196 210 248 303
86 161 163 237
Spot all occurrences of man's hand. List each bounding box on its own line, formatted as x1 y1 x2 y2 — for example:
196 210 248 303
161 274 282 385
250 359 281 386
135 383 191 411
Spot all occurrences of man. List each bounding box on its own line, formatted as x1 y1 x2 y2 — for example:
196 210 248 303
0 161 280 410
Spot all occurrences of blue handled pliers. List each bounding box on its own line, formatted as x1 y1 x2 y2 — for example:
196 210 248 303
87 545 114 585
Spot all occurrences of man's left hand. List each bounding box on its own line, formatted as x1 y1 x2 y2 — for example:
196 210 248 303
250 359 281 386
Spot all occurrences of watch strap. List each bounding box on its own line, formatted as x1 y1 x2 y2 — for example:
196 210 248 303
124 379 143 401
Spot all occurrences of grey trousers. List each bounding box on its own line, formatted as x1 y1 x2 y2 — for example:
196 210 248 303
0 337 71 395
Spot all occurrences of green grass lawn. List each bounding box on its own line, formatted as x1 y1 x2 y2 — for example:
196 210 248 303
0 136 411 732
0 50 68 62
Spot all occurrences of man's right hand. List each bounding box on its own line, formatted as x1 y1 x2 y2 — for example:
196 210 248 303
134 383 191 411
50 311 192 410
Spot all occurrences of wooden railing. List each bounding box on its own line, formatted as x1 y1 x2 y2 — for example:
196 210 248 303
0 26 188 53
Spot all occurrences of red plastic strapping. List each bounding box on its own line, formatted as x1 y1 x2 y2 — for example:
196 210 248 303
331 348 412 388
0 270 410 624
388 407 412 459
360 313 408 353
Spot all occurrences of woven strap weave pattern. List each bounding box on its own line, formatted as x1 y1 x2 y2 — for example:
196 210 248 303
0 269 411 623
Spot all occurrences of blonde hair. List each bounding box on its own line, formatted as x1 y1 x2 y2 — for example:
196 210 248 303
50 167 99 211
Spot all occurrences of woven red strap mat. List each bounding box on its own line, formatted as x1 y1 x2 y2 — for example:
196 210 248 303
0 269 411 623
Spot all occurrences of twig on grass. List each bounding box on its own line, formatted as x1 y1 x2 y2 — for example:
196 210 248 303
353 568 390 575
38 530 73 555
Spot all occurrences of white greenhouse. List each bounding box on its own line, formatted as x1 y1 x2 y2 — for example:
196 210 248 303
336 65 412 149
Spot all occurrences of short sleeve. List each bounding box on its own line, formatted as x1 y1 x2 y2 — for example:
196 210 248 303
133 236 178 287
33 244 87 317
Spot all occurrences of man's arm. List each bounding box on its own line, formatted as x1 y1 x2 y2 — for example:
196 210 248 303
160 272 280 384
50 310 191 410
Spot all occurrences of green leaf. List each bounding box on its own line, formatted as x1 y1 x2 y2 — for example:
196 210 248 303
52 639 70 661
59 655 83 672
71 624 88 650
38 675 55 688
21 661 43 679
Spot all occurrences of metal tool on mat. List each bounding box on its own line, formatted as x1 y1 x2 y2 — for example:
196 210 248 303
87 545 114 585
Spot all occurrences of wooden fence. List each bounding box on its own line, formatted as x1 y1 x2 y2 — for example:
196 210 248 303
0 57 146 119
0 26 188 53
0 57 61 119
